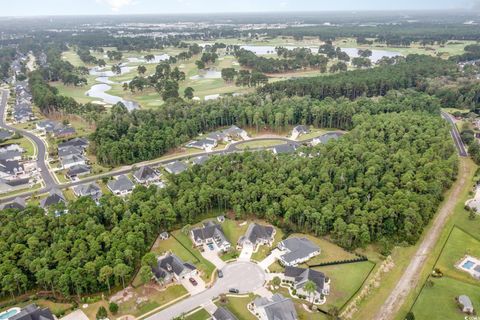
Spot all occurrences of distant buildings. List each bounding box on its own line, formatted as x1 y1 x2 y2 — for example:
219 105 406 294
13 81 34 123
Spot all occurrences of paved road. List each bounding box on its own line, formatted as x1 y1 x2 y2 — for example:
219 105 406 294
441 111 468 157
0 89 56 188
144 261 265 320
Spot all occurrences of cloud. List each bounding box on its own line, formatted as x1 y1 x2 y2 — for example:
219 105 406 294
279 1 288 7
97 0 136 11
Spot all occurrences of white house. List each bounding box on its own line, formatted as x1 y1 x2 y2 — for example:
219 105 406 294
278 237 320 266
284 266 330 303
252 294 298 320
191 221 231 252
237 223 275 250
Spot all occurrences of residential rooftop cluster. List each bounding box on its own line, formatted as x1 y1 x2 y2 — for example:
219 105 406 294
186 125 249 151
0 142 38 194
13 81 34 123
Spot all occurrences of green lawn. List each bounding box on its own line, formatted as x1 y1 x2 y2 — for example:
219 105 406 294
295 129 328 141
313 261 375 310
1 136 35 157
272 286 329 320
51 81 97 105
184 308 210 320
216 296 257 320
411 276 480 320
221 219 249 245
61 49 86 67
236 140 287 150
435 227 480 286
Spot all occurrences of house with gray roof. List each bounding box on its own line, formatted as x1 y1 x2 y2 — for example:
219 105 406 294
458 295 474 314
272 144 298 155
278 237 320 266
237 223 275 250
53 126 76 138
73 183 102 201
284 266 330 302
0 149 22 161
253 294 298 320
311 132 343 146
60 153 86 169
36 120 58 133
0 178 30 194
58 137 88 150
191 155 209 166
186 138 217 151
223 125 249 140
107 175 135 196
151 253 197 283
10 304 54 320
40 188 66 209
207 131 228 142
0 159 24 179
0 197 26 210
164 161 188 175
133 165 160 184
212 307 238 320
292 125 309 138
191 221 231 252
58 145 84 158
0 129 13 141
66 164 91 179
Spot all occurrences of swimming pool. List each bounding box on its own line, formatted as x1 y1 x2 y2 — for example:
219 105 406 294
0 307 20 320
462 260 476 269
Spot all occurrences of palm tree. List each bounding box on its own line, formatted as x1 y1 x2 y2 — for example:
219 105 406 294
303 280 317 310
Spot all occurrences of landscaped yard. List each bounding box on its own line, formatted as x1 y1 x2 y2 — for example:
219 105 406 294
313 261 375 310
216 295 257 320
411 276 480 320
236 139 287 150
184 308 210 320
435 227 480 286
221 219 249 246
1 136 35 157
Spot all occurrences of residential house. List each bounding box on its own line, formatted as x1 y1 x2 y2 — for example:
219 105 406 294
73 183 102 201
13 104 33 123
58 145 84 158
191 155 209 166
0 159 24 179
58 137 89 150
272 144 298 155
133 165 160 184
0 150 23 161
237 223 275 250
60 154 86 169
0 178 30 194
186 138 217 151
278 238 320 267
40 188 66 209
0 197 26 210
311 132 343 146
292 125 309 138
284 266 330 302
191 221 231 252
36 120 58 133
0 129 13 141
458 295 475 314
212 307 238 320
164 161 188 175
151 253 197 283
10 304 55 320
207 131 228 143
53 126 76 138
66 164 91 179
107 175 135 196
223 125 249 140
252 294 298 320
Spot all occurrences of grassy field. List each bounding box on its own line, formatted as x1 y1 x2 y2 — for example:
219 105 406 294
216 295 257 320
51 81 97 105
184 308 210 320
221 219 250 245
314 261 375 310
236 139 287 150
435 227 480 286
411 276 480 320
61 49 86 67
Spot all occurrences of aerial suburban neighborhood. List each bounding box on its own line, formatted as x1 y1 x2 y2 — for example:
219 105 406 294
1 2 480 320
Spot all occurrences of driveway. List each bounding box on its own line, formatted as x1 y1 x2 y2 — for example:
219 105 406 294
239 243 254 261
201 244 226 269
180 273 206 295
258 248 282 270
145 261 266 320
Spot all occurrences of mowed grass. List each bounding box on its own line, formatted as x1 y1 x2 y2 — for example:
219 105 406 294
1 136 35 157
435 227 480 286
61 49 85 67
314 261 375 309
51 82 97 104
221 219 249 245
216 296 257 320
236 139 287 150
184 308 210 320
411 276 480 320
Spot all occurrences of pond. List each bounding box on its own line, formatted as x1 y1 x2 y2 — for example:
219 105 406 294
86 83 139 111
126 54 170 64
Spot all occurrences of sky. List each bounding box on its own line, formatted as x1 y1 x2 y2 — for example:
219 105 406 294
1 0 477 16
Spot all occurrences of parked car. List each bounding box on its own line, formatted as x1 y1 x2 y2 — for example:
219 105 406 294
189 277 198 286
229 288 239 294
217 270 223 278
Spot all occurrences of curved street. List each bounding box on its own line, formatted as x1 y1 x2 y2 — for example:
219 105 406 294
144 261 266 320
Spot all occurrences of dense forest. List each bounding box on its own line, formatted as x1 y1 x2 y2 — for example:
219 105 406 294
259 55 457 99
0 109 457 297
91 90 441 166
